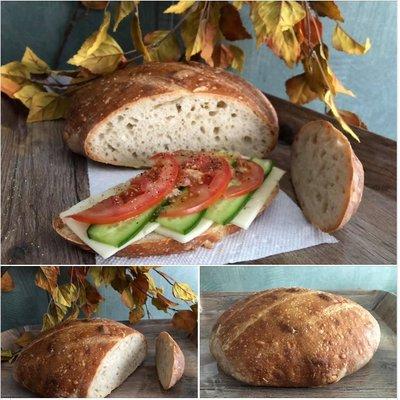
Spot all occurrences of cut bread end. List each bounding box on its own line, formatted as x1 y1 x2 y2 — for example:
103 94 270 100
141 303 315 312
85 94 277 168
291 120 364 232
156 332 185 390
87 332 147 398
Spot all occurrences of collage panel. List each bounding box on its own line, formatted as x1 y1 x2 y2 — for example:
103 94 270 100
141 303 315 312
200 265 396 398
1 266 199 398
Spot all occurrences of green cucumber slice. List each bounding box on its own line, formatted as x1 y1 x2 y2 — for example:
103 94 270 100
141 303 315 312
157 210 206 234
252 158 274 175
87 206 157 248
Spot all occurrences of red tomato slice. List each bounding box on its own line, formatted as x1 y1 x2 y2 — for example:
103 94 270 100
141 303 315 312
70 153 179 224
223 159 265 199
160 153 232 217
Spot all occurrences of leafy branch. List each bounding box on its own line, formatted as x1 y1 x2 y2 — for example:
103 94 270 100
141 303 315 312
0 0 371 139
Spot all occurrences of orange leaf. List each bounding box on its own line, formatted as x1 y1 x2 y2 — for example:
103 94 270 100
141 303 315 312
1 271 15 292
219 3 251 41
295 15 322 50
172 310 197 334
131 273 149 305
35 266 59 293
1 77 21 98
15 331 35 348
286 73 318 105
212 44 234 69
152 293 178 311
200 20 219 66
327 109 368 130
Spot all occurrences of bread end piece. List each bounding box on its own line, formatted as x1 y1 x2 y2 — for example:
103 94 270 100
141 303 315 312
156 331 185 390
291 120 364 233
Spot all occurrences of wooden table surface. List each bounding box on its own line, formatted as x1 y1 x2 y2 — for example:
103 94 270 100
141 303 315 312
1 94 396 265
200 290 396 398
1 319 197 398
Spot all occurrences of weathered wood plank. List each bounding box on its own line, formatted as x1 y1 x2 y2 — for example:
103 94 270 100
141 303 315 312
1 319 197 398
200 291 396 398
1 97 94 265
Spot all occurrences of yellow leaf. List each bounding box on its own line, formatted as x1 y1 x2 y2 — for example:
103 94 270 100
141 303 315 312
267 27 300 68
52 283 79 307
65 304 80 321
121 287 135 309
144 30 181 62
81 1 109 10
1 77 22 98
229 45 245 71
89 266 117 286
1 349 13 362
42 312 57 331
181 8 203 60
49 301 69 322
310 1 344 22
14 84 43 108
1 271 15 292
129 305 144 324
27 92 69 123
152 293 178 312
113 1 135 31
21 47 50 74
332 24 371 55
164 0 195 14
68 33 124 74
0 61 30 84
35 266 59 293
131 3 151 62
172 282 197 302
324 90 359 141
331 74 355 97
233 1 245 10
15 331 35 348
285 73 318 105
144 272 158 295
87 11 111 55
327 109 368 130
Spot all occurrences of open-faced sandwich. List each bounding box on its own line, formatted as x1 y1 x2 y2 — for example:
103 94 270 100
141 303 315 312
54 151 284 259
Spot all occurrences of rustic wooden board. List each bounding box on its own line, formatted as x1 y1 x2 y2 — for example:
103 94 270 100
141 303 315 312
1 93 396 265
200 290 396 398
1 319 197 398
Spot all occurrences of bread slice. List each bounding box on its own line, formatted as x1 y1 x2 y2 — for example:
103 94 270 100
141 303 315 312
291 120 364 232
53 185 279 258
13 319 147 398
63 62 278 168
156 331 185 390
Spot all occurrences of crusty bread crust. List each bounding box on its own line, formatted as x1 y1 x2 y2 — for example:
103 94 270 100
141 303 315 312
53 186 279 258
156 332 185 390
63 61 278 168
13 319 147 397
291 120 364 232
210 288 380 387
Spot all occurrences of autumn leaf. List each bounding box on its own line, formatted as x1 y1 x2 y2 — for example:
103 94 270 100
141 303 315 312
81 281 103 316
211 44 234 69
65 304 80 321
129 305 144 324
13 84 43 108
87 11 111 55
229 45 245 71
131 273 149 305
68 34 124 74
327 108 368 130
52 283 79 307
69 266 89 284
1 271 15 292
144 30 181 62
35 266 59 293
144 272 159 296
201 20 220 65
15 331 35 348
172 310 197 333
164 0 195 14
1 77 22 98
121 287 135 309
0 61 30 84
181 7 203 60
285 73 318 105
219 3 251 41
295 15 323 50
21 47 50 74
309 1 344 22
42 312 57 331
267 27 300 68
324 90 359 141
1 349 13 362
130 3 151 62
172 282 197 302
48 302 69 325
81 1 108 10
113 1 135 31
152 293 178 312
27 92 70 123
332 24 371 55
90 266 117 286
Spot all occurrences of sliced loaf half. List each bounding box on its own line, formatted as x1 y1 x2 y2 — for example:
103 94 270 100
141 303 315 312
63 62 278 168
156 331 185 390
291 120 364 232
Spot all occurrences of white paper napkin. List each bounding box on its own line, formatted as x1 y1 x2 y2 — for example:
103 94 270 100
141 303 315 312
87 160 337 265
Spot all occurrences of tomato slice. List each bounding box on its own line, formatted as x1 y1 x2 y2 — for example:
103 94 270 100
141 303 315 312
70 153 179 224
160 153 232 217
223 158 265 199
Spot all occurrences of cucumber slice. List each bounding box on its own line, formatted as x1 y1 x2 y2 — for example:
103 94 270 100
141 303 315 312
252 158 274 175
87 206 157 247
157 210 205 234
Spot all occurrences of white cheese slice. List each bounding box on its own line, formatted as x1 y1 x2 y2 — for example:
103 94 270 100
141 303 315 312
231 167 285 230
155 218 214 243
60 182 159 259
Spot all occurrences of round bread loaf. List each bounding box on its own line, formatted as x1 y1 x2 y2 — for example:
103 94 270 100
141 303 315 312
13 319 147 397
291 120 364 232
210 287 380 387
63 61 278 168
